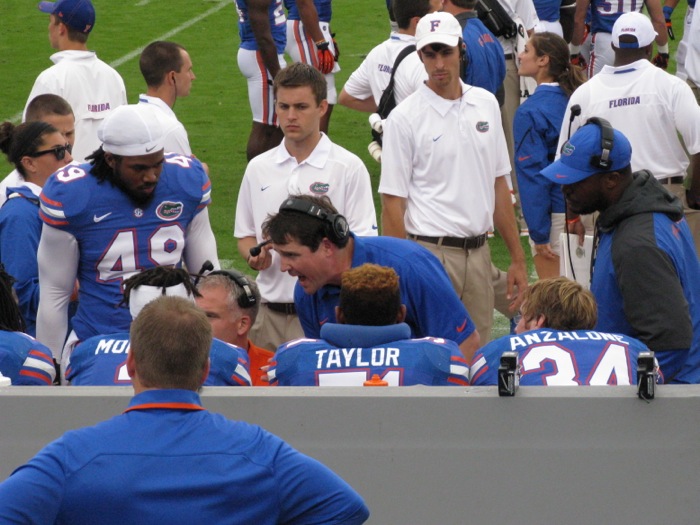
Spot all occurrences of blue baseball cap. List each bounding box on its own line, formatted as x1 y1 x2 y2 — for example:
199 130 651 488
541 123 632 184
38 0 95 34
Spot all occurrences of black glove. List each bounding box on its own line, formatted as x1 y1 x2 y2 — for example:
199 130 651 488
652 53 670 70
663 5 675 40
331 32 340 61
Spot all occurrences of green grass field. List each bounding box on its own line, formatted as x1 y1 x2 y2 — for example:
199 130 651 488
0 0 686 329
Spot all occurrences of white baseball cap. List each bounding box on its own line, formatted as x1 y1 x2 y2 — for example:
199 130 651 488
97 104 164 156
415 12 463 51
612 12 657 49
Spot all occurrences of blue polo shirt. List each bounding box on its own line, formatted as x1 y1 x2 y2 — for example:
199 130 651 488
294 234 476 345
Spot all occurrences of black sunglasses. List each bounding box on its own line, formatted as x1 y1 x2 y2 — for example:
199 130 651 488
30 143 72 161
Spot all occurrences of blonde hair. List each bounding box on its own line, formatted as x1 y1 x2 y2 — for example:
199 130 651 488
520 277 597 330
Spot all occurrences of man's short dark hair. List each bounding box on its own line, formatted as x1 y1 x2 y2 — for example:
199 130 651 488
339 264 402 326
52 15 89 44
129 296 211 391
392 0 436 29
262 194 349 251
450 0 477 8
273 62 327 105
121 266 200 307
139 41 186 87
25 94 74 122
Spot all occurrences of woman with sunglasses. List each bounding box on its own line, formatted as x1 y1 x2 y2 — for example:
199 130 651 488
513 32 586 279
0 121 73 336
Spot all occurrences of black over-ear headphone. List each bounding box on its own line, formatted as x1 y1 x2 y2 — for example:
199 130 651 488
585 117 615 171
208 269 257 309
279 197 350 244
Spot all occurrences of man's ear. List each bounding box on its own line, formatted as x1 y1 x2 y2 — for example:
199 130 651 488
335 305 345 324
396 304 407 324
534 314 547 329
104 152 117 169
236 314 251 336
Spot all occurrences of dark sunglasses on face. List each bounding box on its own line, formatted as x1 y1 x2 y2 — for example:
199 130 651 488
30 143 72 161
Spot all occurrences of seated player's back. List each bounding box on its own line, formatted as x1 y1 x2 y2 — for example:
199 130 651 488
269 323 469 386
0 331 55 385
470 329 659 386
67 334 251 386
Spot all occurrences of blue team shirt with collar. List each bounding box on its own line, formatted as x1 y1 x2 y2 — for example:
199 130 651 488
236 0 287 53
294 233 476 344
270 322 469 386
39 153 211 342
0 389 369 524
67 334 252 386
461 16 506 95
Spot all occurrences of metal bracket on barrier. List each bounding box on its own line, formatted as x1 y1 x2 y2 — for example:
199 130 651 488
498 351 520 397
637 351 658 401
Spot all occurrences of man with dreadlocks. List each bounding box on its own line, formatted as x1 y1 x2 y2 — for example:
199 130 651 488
0 265 56 385
65 266 250 386
36 104 219 380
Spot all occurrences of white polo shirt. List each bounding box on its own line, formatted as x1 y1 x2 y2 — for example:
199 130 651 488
234 133 378 303
379 82 511 238
342 33 426 106
24 50 127 162
137 95 192 156
557 59 700 180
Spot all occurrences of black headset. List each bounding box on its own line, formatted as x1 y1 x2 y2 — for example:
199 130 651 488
279 197 350 244
585 117 615 171
207 269 257 309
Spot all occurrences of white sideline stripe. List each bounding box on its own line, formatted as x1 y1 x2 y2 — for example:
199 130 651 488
4 0 233 123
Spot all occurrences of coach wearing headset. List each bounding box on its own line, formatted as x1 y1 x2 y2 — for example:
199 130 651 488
261 194 481 362
196 270 273 386
542 122 700 384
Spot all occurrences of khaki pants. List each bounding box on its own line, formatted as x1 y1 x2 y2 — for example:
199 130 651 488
249 304 304 352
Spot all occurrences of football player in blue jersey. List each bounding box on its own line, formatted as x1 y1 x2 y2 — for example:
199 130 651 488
36 104 219 380
269 263 470 386
470 277 660 386
66 266 251 386
235 0 288 160
0 265 56 385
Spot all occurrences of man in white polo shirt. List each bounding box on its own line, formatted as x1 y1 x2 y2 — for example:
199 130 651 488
379 11 528 344
235 63 377 351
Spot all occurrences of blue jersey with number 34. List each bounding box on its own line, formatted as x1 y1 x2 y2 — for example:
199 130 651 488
470 329 660 386
39 154 211 342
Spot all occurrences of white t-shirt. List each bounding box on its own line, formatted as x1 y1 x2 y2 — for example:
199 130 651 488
234 133 378 303
557 59 700 179
24 50 127 162
379 82 511 237
137 95 192 156
342 33 426 106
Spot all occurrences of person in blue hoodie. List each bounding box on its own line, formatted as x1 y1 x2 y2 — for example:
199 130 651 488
0 120 73 336
514 32 586 278
542 122 700 383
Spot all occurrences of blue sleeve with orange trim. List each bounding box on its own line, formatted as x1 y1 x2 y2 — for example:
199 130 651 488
0 331 56 385
205 339 252 386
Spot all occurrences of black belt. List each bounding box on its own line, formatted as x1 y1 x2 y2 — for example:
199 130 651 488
659 176 684 185
265 303 296 315
410 234 488 250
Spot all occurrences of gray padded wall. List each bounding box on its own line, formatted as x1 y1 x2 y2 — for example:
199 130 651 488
1 385 700 524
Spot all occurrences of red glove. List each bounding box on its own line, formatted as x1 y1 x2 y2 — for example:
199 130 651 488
570 53 587 71
331 32 340 61
315 40 334 74
652 53 669 70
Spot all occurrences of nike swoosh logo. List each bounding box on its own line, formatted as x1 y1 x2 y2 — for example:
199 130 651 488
555 174 567 179
319 317 329 326
372 225 378 230
518 155 531 161
456 319 468 333
433 135 442 142
261 185 271 191
93 212 112 223
145 145 158 152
